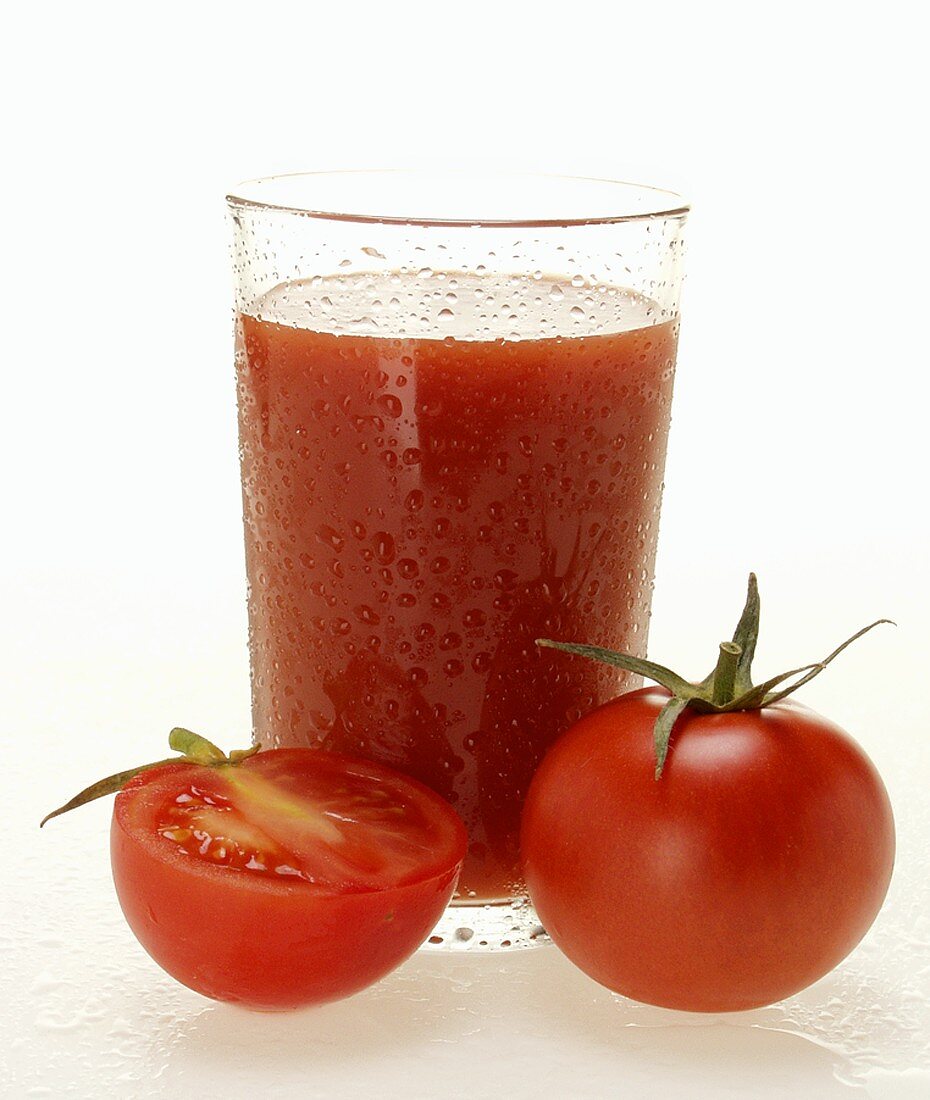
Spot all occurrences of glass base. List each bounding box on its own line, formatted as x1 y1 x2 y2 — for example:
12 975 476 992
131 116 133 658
420 897 551 952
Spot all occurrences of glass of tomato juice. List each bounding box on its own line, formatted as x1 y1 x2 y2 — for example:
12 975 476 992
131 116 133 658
227 172 688 949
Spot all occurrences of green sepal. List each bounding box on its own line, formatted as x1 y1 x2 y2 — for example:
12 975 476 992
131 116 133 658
653 695 689 779
39 757 181 828
760 619 893 705
41 730 259 827
730 573 761 695
535 639 697 700
228 746 262 764
537 573 893 780
168 727 228 764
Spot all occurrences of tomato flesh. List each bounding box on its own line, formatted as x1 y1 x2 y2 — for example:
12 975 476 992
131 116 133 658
153 753 451 890
157 786 307 880
521 688 895 1013
111 748 466 1009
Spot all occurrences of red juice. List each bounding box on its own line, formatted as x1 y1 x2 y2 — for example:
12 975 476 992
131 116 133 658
236 272 678 901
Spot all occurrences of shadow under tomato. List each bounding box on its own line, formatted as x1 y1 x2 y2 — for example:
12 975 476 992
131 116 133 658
153 948 868 1098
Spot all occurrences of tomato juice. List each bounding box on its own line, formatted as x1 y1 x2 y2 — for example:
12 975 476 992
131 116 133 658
236 271 678 901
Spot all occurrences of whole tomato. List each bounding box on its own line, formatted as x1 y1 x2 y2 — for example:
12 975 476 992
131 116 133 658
522 575 895 1012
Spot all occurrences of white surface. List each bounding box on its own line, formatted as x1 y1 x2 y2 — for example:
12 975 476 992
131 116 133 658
3 2 928 1098
8 586 930 1099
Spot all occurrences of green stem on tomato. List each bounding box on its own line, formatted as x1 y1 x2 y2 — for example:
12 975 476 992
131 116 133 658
711 642 742 706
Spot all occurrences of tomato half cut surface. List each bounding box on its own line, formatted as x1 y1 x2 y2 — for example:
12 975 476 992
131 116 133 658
111 748 467 1010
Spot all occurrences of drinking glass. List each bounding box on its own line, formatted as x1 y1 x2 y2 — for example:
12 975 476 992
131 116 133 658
227 171 688 949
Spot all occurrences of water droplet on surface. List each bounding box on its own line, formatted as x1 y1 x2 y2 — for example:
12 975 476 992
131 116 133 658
315 525 344 551
472 652 492 673
398 558 419 580
377 394 403 419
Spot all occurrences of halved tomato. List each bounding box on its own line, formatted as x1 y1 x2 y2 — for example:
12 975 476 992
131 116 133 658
110 748 466 1010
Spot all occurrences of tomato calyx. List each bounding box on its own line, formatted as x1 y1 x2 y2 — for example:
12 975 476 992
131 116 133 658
40 728 260 827
537 573 893 779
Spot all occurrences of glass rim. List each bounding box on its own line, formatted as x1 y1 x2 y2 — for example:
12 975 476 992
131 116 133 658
226 169 690 229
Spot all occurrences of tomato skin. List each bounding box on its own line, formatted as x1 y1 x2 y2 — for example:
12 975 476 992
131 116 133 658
521 687 895 1012
110 750 466 1010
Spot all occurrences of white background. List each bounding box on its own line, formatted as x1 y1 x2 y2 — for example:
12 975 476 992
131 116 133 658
2 2 927 1098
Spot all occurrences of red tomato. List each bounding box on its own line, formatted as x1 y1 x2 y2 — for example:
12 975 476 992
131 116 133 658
110 748 466 1010
521 687 895 1012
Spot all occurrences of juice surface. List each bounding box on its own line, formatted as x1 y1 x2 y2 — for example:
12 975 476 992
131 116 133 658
236 272 678 900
